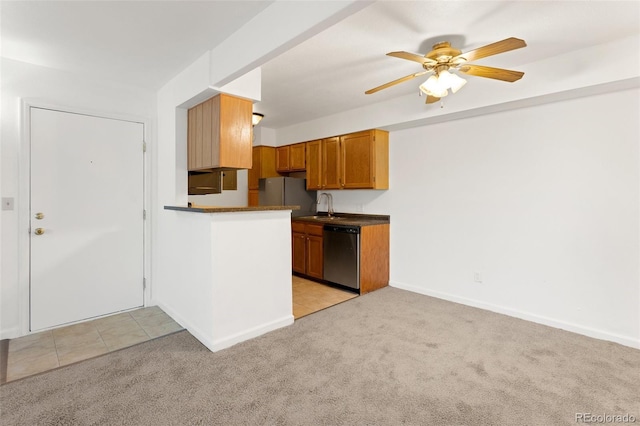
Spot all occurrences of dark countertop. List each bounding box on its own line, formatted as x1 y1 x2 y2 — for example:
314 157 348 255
165 205 300 213
293 213 390 227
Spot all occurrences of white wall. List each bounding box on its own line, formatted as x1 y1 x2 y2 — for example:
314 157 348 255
157 210 293 352
0 58 155 338
322 88 640 348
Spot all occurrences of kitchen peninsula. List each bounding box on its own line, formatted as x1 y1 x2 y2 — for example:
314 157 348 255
161 205 299 352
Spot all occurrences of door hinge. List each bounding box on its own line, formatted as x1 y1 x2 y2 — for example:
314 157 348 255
143 277 147 290
143 141 147 153
143 209 147 220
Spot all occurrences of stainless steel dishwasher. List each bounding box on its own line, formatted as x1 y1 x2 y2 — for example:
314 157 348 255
323 224 360 290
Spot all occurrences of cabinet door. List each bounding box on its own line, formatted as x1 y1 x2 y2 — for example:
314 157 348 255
289 143 306 171
218 94 253 169
187 107 196 170
188 171 221 195
190 103 204 170
292 232 307 274
306 140 323 190
201 98 213 169
248 147 260 190
248 189 259 206
341 130 374 189
322 137 341 189
257 146 279 178
276 146 290 172
222 170 237 190
306 235 324 279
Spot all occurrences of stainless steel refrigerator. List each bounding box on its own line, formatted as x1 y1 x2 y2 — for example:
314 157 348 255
258 177 317 217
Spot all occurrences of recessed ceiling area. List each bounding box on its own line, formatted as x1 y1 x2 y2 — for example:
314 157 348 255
256 1 640 128
2 1 638 129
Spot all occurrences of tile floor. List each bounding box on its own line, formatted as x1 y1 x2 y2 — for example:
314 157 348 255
1 306 182 383
1 277 356 384
292 275 358 319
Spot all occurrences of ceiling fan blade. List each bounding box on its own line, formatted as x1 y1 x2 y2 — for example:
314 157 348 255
365 70 429 94
458 64 524 82
425 95 440 104
452 37 526 63
387 51 437 66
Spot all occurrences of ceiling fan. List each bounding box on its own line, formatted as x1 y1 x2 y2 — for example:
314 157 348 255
365 37 527 104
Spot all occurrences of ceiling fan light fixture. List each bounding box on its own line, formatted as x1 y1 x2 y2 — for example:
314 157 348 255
419 74 448 98
365 37 526 101
437 69 453 86
449 72 467 93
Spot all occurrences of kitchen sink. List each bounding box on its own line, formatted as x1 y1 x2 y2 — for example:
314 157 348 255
305 216 345 221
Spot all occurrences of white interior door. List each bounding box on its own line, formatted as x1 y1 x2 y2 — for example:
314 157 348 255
30 107 144 331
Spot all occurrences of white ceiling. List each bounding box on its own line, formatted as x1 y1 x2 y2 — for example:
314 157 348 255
2 1 639 129
1 1 273 89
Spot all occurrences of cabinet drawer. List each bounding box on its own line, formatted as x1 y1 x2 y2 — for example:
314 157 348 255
292 221 306 233
306 224 324 237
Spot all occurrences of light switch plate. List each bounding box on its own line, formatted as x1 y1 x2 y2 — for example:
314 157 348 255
2 197 14 211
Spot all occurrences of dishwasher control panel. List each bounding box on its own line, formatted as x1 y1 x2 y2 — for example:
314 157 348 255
323 225 360 234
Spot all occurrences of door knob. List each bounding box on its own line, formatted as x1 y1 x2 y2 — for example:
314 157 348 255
35 212 44 220
34 228 45 235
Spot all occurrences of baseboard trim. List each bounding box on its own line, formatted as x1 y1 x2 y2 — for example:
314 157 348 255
390 281 640 349
206 316 295 352
156 302 294 352
0 327 20 341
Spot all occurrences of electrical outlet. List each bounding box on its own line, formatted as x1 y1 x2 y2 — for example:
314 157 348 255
2 197 14 211
474 272 483 283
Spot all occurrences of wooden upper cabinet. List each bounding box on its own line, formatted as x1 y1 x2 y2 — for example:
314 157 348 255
248 146 280 190
248 146 279 205
305 140 323 190
322 137 341 189
276 143 306 172
276 146 290 172
341 130 388 189
289 143 306 170
300 128 389 190
187 93 253 171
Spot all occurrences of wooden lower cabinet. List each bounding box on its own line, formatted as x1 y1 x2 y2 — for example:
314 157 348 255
306 234 323 279
292 220 389 293
292 231 307 273
359 223 390 294
292 221 323 280
305 140 323 190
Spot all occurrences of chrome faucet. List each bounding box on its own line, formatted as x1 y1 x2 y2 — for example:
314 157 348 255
318 193 334 217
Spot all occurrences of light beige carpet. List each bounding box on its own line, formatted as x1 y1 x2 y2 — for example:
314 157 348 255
1 287 638 425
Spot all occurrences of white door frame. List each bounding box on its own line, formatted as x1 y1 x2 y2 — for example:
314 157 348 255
18 99 153 336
